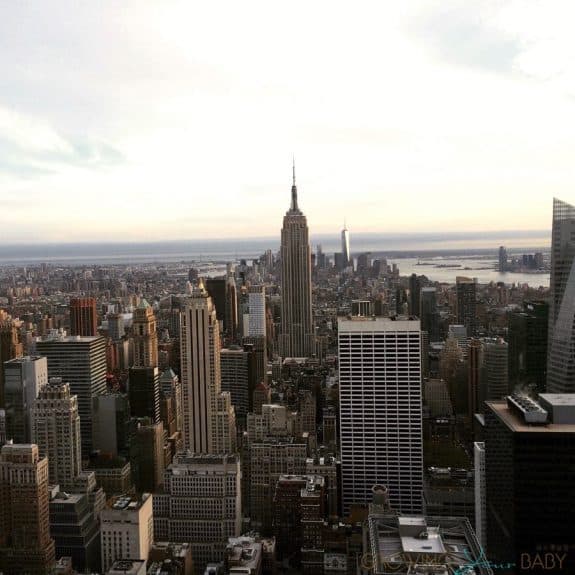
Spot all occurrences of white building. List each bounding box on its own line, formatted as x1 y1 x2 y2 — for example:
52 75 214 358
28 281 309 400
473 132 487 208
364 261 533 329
100 493 154 572
3 355 48 443
474 441 486 548
247 285 266 337
153 453 241 573
338 316 423 514
32 378 82 487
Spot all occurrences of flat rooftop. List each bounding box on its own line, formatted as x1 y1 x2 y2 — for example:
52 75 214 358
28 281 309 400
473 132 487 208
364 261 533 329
487 400 575 432
368 514 492 575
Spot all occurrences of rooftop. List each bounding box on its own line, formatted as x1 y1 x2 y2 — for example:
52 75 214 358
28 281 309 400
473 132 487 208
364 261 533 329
488 398 575 432
368 514 492 575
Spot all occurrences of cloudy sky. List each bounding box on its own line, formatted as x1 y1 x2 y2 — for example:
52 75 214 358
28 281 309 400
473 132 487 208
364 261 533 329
1 0 574 242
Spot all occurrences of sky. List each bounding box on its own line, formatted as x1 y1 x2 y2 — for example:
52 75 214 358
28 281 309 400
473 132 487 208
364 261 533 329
0 0 574 243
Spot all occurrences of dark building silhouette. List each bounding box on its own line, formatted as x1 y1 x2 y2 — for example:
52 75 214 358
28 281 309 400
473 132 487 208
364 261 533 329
456 276 477 336
508 301 548 393
485 394 575 572
128 366 160 424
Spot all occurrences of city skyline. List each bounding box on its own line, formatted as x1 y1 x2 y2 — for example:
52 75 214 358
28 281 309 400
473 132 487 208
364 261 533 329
1 2 575 242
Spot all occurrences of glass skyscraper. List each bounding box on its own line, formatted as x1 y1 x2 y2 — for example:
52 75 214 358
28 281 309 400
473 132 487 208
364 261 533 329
547 197 575 393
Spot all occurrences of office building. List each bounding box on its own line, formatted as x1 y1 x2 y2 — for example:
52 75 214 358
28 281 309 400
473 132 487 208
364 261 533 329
508 301 548 393
49 487 101 573
0 443 56 575
180 281 236 454
246 284 266 337
341 224 350 268
456 276 477 336
408 274 421 317
153 453 241 573
548 198 575 393
100 493 154 572
221 345 251 428
279 165 315 358
32 378 82 487
3 355 48 443
485 394 575 570
69 298 98 337
338 317 423 514
128 366 160 424
92 393 130 456
36 333 107 455
132 300 158 368
469 338 509 415
420 287 440 342
129 419 165 493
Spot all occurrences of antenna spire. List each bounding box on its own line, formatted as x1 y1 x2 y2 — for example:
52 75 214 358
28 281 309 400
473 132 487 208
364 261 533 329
290 157 299 212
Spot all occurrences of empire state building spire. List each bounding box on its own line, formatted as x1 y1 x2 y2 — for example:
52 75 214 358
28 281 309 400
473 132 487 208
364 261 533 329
290 157 300 213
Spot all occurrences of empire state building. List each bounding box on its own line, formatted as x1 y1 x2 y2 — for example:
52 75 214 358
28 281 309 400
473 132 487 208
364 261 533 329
280 164 315 358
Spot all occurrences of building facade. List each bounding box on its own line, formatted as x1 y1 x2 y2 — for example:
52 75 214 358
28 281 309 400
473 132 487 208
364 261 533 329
338 317 423 514
279 166 315 358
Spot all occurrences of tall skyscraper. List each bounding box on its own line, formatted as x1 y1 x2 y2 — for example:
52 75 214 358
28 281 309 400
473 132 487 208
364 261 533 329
32 378 82 487
509 301 548 393
279 164 314 358
221 346 251 429
36 334 107 455
180 281 236 454
420 287 440 341
246 285 266 337
408 274 421 317
69 298 98 337
341 222 350 268
132 299 158 368
485 394 575 570
547 197 575 393
338 316 423 514
3 356 48 443
0 319 23 407
498 245 508 272
0 443 56 575
128 366 160 424
456 276 477 336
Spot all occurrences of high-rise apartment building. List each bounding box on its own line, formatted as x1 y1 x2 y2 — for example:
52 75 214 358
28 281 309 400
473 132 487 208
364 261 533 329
132 300 158 368
474 441 486 549
180 282 236 454
485 394 575 570
0 443 56 575
69 297 98 337
36 334 107 455
498 245 508 272
547 198 575 393
338 316 423 514
129 419 165 493
3 356 48 443
279 166 315 358
153 453 241 573
31 378 82 487
100 493 154 572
